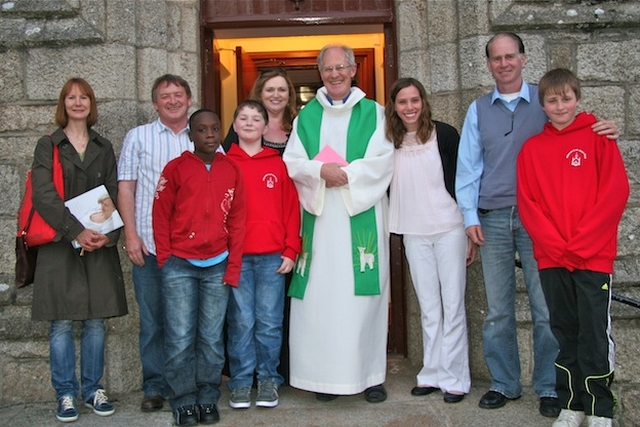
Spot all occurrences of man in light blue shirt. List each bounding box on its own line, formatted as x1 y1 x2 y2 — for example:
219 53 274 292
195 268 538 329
455 32 618 420
117 74 194 413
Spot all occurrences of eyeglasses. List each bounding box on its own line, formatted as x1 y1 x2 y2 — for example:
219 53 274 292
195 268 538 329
321 64 352 74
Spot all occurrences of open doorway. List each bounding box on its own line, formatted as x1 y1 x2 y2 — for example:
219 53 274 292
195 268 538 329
199 0 405 356
212 31 387 132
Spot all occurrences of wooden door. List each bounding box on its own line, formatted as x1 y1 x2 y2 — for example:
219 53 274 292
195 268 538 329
236 47 260 103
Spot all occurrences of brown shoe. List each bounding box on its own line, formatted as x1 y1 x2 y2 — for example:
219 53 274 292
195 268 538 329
141 394 164 412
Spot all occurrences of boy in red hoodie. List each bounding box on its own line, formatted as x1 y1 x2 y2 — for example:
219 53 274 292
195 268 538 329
153 109 246 426
225 100 301 410
517 69 629 427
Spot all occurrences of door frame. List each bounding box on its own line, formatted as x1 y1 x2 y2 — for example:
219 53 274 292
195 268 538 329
199 3 405 356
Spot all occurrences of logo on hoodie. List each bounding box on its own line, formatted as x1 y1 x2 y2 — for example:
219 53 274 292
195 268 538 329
262 173 278 189
566 148 587 167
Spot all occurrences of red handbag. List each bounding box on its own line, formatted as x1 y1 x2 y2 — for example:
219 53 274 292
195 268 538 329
17 143 64 247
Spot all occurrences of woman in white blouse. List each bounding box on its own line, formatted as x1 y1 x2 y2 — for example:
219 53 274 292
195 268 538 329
385 78 477 404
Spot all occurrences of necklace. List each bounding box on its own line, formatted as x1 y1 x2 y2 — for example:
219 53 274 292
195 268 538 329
63 125 90 153
66 133 89 152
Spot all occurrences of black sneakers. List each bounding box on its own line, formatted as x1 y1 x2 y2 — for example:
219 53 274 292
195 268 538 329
174 405 199 426
198 404 220 424
174 404 220 425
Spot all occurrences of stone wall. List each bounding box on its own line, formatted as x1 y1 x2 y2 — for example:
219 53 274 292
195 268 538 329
0 0 200 406
0 1 639 425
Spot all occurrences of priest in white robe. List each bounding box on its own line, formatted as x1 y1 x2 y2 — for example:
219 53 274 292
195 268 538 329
283 44 394 403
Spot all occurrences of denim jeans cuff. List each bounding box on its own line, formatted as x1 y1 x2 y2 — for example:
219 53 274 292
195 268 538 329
538 392 558 399
169 396 196 411
144 387 168 398
82 386 103 402
490 388 521 400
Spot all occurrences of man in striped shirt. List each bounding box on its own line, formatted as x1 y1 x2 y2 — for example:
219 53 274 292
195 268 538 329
117 74 193 413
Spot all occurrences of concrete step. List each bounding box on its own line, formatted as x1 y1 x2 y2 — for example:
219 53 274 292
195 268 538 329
0 357 632 427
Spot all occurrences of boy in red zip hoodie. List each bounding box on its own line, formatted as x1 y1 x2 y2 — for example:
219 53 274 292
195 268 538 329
225 100 301 410
517 68 629 427
153 109 246 426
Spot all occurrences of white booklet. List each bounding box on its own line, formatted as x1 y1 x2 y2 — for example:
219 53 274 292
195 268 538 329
64 185 123 248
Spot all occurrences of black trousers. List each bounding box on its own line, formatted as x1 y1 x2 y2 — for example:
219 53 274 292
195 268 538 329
540 268 615 418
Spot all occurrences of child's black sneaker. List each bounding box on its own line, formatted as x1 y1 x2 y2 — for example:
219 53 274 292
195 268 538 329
198 403 220 424
174 404 198 426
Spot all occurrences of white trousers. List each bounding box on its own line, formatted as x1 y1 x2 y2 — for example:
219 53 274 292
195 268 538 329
403 227 471 393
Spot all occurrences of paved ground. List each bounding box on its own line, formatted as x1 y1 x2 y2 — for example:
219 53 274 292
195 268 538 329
0 357 593 427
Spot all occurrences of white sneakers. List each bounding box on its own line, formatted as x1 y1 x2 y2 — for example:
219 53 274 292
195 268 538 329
553 409 585 427
587 415 613 427
552 410 613 427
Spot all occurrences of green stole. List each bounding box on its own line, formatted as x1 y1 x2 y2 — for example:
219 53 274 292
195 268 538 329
289 96 380 299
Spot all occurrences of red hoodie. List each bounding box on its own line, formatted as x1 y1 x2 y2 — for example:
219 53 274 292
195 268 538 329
226 144 301 260
153 151 246 286
517 112 629 273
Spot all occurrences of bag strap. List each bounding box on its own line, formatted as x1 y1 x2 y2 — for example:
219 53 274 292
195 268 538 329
21 207 36 235
22 138 62 233
51 140 63 195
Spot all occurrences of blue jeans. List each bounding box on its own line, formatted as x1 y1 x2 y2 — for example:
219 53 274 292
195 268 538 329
50 319 105 401
227 253 285 390
161 256 229 410
478 206 558 398
132 253 168 397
